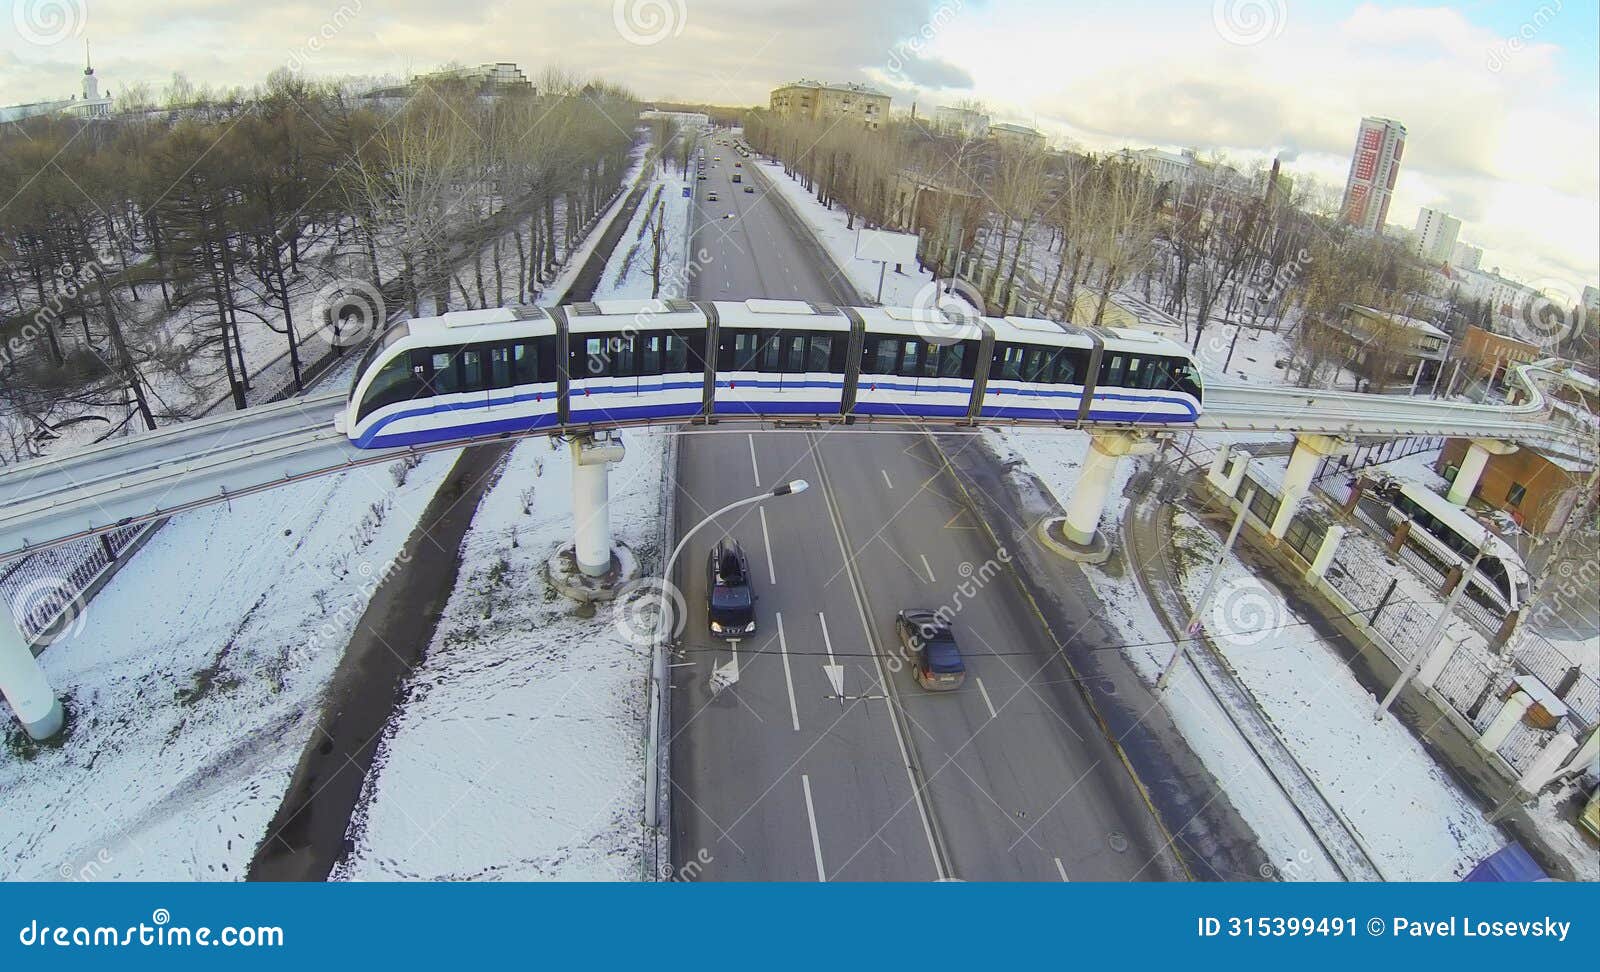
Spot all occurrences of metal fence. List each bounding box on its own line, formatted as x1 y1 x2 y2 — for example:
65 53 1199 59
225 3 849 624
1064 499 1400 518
1511 633 1599 731
0 524 152 642
1314 435 1448 483
1496 720 1550 774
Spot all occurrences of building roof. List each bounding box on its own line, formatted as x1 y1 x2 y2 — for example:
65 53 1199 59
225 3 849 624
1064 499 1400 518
988 122 1042 136
1349 304 1449 339
776 79 887 97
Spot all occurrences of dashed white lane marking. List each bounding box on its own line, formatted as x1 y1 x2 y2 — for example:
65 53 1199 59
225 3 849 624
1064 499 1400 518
803 775 827 882
881 469 893 489
759 506 777 584
1055 857 1071 882
920 553 935 583
777 612 800 732
748 432 760 487
976 676 999 720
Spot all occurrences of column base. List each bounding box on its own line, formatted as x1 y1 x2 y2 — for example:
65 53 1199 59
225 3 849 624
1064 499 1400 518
544 541 640 603
1036 517 1113 565
21 697 64 741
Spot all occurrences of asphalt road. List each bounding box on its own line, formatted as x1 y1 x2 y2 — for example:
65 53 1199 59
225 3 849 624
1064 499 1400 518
668 142 1183 881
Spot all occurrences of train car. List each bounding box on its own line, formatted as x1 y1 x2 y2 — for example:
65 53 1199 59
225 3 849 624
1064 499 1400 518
709 299 853 417
340 299 1206 450
1377 478 1530 614
339 306 559 449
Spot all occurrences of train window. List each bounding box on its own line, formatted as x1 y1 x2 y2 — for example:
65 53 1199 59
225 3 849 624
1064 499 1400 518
489 346 514 388
1481 559 1511 600
782 333 808 373
807 334 832 372
1054 351 1081 385
919 343 942 378
1123 356 1143 389
866 337 899 375
639 334 662 375
461 348 487 392
995 345 1025 381
1023 347 1057 384
1101 353 1126 386
430 351 462 395
613 334 637 376
899 340 922 377
725 330 762 371
665 333 691 373
582 337 608 377
512 342 539 384
1144 357 1171 391
1172 359 1201 398
356 354 426 423
937 342 968 379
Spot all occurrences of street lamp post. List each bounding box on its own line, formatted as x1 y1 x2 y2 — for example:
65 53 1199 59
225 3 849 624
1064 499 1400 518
644 479 809 833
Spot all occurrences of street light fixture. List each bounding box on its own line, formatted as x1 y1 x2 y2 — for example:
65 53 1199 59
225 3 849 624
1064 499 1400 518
644 480 809 833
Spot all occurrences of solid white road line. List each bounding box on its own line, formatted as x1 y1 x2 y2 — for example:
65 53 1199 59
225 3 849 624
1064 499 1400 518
777 612 800 732
881 469 893 489
817 612 835 663
1055 857 1071 882
920 553 935 583
759 506 777 584
803 774 827 882
748 432 761 487
976 676 999 720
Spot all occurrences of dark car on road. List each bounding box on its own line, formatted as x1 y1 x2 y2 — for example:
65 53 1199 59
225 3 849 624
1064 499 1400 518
895 610 966 691
707 540 756 638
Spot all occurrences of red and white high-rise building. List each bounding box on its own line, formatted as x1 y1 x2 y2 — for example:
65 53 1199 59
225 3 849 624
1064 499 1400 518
1339 117 1406 234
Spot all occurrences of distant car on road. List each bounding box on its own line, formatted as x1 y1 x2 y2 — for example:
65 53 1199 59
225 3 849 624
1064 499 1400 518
895 610 966 691
743 186 754 193
707 540 756 638
697 174 707 180
707 191 718 201
722 212 735 219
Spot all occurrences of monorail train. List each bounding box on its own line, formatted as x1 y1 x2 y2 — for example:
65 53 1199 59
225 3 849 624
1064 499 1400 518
1374 476 1531 615
337 298 1204 450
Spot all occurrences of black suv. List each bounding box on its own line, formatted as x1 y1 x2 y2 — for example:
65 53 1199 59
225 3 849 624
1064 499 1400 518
895 610 966 691
707 540 756 638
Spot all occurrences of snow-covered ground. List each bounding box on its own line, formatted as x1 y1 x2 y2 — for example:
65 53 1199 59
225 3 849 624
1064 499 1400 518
986 427 1514 880
330 161 688 881
0 151 660 882
1 415 459 879
331 431 663 881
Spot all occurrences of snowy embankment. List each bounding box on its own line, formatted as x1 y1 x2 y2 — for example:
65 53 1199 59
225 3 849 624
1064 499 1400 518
1 386 457 879
986 427 1507 880
331 164 689 881
0 154 655 882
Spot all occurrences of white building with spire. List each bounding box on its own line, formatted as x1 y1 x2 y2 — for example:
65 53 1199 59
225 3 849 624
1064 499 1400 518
0 44 113 123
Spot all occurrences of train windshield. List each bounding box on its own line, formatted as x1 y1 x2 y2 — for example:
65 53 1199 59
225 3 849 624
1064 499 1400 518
351 322 411 399
1172 360 1203 399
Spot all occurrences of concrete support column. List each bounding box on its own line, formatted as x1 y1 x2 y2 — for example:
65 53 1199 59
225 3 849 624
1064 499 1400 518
1476 690 1534 753
1307 524 1346 580
571 433 627 577
1063 431 1156 546
1207 443 1232 485
1446 438 1515 506
1 615 63 740
1269 433 1348 539
1517 732 1579 796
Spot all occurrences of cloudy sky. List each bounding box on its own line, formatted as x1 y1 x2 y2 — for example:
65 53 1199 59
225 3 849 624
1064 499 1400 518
4 0 1596 291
